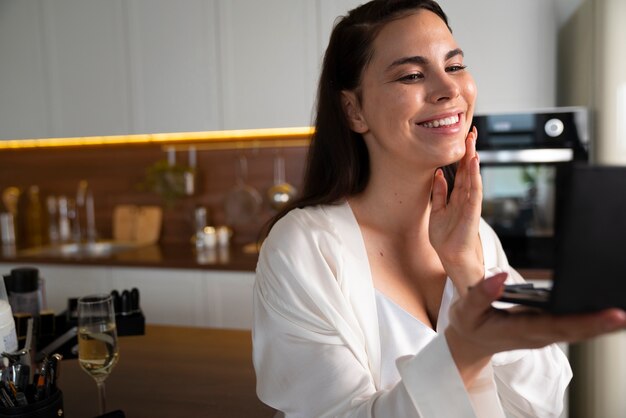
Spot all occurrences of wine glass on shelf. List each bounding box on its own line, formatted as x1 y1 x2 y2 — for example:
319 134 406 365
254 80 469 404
78 293 119 416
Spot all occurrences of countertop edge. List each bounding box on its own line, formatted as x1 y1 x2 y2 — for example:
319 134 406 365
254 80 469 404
0 243 259 272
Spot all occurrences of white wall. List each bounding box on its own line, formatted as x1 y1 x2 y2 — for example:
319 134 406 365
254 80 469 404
0 0 561 140
441 0 557 113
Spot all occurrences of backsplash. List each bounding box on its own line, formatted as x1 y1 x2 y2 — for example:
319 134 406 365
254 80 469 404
0 142 308 247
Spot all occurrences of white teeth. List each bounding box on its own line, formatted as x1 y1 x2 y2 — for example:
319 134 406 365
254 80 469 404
420 114 459 128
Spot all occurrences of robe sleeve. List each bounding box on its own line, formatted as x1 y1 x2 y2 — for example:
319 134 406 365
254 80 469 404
491 268 572 418
482 220 572 417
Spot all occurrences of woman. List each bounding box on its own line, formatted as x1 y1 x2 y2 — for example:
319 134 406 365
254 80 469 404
253 1 626 417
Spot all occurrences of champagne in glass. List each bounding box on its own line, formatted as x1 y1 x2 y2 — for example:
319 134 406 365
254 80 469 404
78 294 119 415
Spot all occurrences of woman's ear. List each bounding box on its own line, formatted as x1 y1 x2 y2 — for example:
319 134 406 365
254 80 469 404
341 91 368 133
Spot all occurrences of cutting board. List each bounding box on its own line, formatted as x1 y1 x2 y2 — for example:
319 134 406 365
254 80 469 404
113 205 162 244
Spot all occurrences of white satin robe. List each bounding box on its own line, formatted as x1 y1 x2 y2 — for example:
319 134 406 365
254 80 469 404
253 201 571 417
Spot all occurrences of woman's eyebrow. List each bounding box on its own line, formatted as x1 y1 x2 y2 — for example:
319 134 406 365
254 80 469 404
386 48 464 70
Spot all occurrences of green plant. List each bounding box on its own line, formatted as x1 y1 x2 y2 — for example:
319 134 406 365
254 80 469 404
137 159 192 208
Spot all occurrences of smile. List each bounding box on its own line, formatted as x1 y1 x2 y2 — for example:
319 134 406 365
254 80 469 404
418 114 460 128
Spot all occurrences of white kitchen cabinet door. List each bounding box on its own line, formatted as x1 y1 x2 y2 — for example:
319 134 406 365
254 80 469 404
38 265 112 314
110 267 206 327
217 0 318 130
39 0 133 138
202 271 255 330
125 0 221 133
0 263 112 314
0 0 49 140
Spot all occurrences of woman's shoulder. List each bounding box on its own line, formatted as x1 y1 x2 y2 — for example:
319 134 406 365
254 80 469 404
256 202 354 289
266 201 352 246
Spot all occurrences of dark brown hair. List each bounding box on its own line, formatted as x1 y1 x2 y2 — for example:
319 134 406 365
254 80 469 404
265 0 457 235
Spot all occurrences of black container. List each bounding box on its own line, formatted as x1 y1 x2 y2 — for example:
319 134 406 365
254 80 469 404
6 267 40 317
0 389 63 417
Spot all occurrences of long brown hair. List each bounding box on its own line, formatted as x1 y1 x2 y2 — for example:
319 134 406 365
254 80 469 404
265 0 458 236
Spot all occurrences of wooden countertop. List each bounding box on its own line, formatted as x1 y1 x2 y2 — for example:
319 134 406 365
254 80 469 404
1 242 553 280
0 243 259 271
58 325 275 418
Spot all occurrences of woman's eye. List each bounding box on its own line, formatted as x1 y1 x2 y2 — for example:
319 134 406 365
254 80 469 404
446 64 467 73
398 73 424 82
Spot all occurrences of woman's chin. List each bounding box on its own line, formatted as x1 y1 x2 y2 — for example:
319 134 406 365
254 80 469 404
442 148 466 166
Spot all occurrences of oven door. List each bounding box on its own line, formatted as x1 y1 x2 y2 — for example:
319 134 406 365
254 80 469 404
479 156 572 269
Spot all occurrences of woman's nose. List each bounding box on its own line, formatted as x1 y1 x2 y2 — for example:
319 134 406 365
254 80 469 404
427 73 460 103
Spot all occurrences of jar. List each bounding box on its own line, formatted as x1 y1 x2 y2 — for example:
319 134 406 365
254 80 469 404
7 267 41 317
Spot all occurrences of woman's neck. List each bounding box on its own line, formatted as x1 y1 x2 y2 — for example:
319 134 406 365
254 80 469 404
349 164 437 237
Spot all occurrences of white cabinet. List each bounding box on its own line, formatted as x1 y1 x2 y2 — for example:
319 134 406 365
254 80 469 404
125 0 221 133
0 262 255 329
0 0 560 139
0 263 110 314
39 0 133 138
217 0 318 129
110 267 207 327
111 268 255 329
0 0 320 138
39 265 112 314
108 267 255 329
0 0 49 139
202 270 255 329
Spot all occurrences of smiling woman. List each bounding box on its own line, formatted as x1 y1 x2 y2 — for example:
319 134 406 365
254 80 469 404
251 1 626 417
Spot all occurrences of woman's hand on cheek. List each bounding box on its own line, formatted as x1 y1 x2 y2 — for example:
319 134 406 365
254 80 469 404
445 272 626 387
429 126 483 292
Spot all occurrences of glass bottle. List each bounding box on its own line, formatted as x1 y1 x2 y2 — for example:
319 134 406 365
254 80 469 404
26 185 44 247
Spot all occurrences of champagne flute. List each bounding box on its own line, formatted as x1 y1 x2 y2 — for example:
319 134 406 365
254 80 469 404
78 294 119 415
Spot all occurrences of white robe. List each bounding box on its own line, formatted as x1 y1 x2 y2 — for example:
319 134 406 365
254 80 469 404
253 201 571 417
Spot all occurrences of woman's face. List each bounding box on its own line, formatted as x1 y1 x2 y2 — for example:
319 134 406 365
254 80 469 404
344 10 477 171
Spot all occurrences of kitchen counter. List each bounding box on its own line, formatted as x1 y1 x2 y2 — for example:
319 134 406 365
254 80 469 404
0 247 260 329
0 244 552 332
57 325 275 417
0 242 259 272
0 242 552 280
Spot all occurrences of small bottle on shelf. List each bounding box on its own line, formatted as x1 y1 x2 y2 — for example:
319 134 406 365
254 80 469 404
25 185 44 247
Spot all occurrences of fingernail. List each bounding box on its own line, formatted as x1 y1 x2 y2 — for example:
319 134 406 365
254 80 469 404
468 156 479 174
605 310 626 330
483 274 506 296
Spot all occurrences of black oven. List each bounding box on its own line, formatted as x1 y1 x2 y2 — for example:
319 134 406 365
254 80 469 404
474 107 590 269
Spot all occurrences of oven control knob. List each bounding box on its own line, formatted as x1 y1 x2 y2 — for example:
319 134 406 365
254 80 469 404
545 118 564 137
